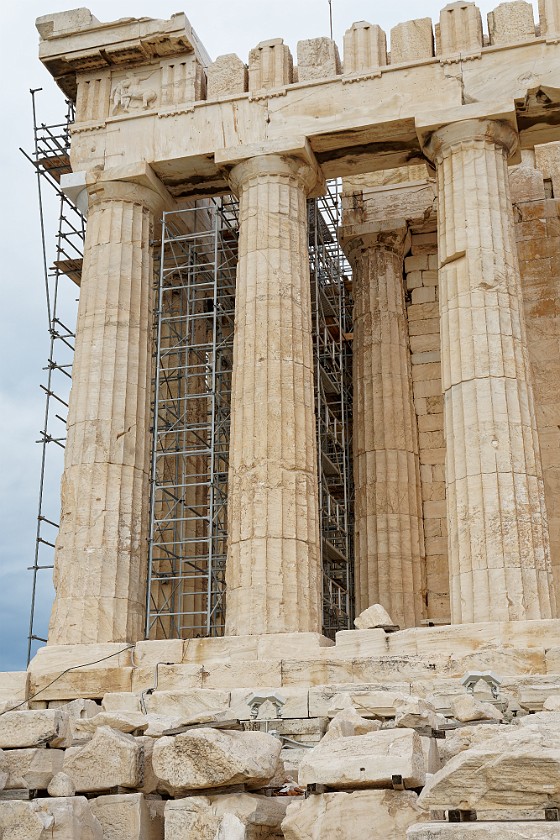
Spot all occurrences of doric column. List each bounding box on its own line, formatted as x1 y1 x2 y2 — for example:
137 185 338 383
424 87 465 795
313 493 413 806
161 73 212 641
48 173 168 645
424 118 557 622
344 225 426 628
225 153 322 635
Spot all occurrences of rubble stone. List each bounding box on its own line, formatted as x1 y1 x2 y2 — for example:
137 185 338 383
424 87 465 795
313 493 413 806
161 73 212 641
408 824 560 838
91 792 164 840
4 748 64 790
354 604 396 630
0 710 71 749
451 695 503 723
63 726 143 792
420 725 560 811
152 728 281 793
299 729 426 789
0 796 103 839
321 707 381 744
47 772 76 797
282 790 427 839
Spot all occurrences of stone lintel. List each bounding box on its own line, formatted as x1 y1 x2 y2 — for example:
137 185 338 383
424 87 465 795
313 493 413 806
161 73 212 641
37 9 210 100
416 101 521 162
215 136 326 197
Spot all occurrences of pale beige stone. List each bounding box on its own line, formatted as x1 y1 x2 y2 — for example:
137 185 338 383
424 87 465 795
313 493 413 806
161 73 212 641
102 692 141 713
451 695 503 722
165 794 286 839
91 793 163 840
63 726 143 792
439 2 483 54
488 1 535 44
152 728 281 793
544 695 560 710
354 604 396 630
229 686 308 720
73 711 149 735
343 21 387 74
0 749 7 790
248 39 293 90
282 790 427 839
539 0 560 35
29 643 134 701
224 152 322 636
310 686 412 718
423 118 557 624
390 19 434 63
297 38 340 81
0 672 28 705
4 748 64 790
299 729 426 789
47 772 76 797
0 797 103 839
47 172 170 646
0 710 71 749
133 640 185 668
342 224 426 628
207 54 247 99
144 689 230 719
408 824 560 838
395 697 443 729
321 707 382 744
420 724 560 810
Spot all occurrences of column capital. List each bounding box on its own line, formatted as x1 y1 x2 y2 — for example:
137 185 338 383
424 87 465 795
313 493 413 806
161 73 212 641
86 163 174 217
421 117 519 164
216 137 325 197
340 219 409 263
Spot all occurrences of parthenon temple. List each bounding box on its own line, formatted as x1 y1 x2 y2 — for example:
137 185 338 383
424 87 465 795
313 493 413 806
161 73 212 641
1 1 560 837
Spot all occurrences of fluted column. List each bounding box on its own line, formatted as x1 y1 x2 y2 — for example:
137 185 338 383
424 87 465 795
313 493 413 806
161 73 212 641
48 176 166 644
225 154 322 635
424 118 557 622
345 226 426 628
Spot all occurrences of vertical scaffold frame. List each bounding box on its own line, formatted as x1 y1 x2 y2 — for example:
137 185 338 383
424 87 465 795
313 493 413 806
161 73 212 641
23 91 84 663
147 183 354 640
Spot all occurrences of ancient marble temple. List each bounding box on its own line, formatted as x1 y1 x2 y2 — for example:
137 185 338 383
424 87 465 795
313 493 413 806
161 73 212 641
1 2 560 838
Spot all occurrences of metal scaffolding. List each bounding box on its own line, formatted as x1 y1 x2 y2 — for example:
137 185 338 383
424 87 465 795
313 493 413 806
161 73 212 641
23 91 84 663
147 184 354 639
309 184 354 636
146 201 238 639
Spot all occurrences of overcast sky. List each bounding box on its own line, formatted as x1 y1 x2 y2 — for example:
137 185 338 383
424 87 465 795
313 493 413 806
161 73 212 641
0 0 541 672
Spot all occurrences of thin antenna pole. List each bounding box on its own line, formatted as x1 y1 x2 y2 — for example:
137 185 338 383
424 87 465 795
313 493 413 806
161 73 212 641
329 0 333 40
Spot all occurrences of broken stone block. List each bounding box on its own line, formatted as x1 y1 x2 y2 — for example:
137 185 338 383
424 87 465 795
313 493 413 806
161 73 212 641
354 603 396 630
91 792 164 840
0 710 71 749
488 0 535 44
420 725 560 811
48 772 75 797
207 53 247 99
437 725 505 765
164 794 286 840
395 697 442 729
544 696 560 711
324 688 412 719
152 728 281 794
390 18 434 63
321 707 381 745
63 726 143 792
299 729 426 789
73 711 149 736
0 797 103 839
451 695 503 723
296 37 341 81
282 790 427 839
407 824 560 838
4 748 64 790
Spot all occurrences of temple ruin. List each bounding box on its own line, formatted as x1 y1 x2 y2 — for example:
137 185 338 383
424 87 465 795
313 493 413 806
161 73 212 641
1 1 560 836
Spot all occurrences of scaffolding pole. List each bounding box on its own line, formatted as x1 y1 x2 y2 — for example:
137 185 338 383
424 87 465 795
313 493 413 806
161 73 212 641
23 91 84 663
